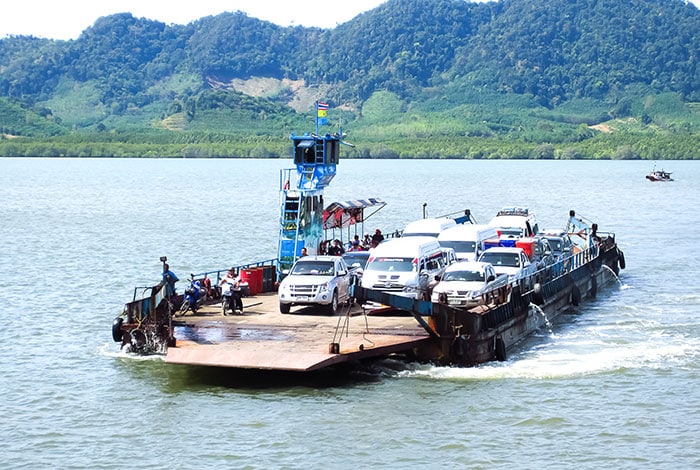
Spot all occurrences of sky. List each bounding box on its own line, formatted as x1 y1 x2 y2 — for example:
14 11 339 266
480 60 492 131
0 0 389 40
1 0 698 40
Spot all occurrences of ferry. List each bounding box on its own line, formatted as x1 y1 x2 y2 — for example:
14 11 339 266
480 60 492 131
111 114 626 372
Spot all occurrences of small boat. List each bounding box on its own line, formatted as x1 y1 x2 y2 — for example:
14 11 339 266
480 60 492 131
646 169 673 182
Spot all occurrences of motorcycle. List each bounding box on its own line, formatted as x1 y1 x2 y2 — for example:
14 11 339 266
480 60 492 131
220 278 243 316
178 275 203 316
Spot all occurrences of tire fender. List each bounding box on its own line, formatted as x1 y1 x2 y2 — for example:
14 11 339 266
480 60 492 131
531 283 545 306
112 317 124 343
571 284 581 306
618 249 626 270
495 337 507 362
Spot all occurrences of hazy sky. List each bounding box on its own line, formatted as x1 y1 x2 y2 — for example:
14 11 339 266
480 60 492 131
0 0 388 40
1 0 698 41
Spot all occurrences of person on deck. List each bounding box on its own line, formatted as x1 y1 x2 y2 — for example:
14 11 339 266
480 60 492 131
219 268 243 314
327 239 345 255
371 229 384 247
162 263 179 298
348 235 362 251
348 239 363 252
201 274 214 300
362 233 372 249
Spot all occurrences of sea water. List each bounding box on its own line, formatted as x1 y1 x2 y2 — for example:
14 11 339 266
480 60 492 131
1 157 699 469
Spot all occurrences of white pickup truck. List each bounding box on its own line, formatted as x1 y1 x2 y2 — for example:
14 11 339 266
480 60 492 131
277 255 353 314
477 247 537 282
431 261 509 307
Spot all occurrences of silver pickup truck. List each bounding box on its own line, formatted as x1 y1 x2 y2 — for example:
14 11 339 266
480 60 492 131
277 255 353 314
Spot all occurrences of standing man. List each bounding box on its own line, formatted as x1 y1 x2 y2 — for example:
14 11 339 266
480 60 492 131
162 263 179 298
371 229 384 247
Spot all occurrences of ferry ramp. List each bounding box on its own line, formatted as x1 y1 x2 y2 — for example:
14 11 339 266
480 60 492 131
165 293 431 372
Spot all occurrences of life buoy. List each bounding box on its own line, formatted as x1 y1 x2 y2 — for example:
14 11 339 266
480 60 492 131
618 249 626 270
112 317 124 343
495 337 507 362
571 285 581 306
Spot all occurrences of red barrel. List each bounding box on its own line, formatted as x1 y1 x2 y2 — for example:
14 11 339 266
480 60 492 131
251 267 263 295
240 269 258 296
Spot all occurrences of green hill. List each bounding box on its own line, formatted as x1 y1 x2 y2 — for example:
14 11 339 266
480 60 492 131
1 0 699 158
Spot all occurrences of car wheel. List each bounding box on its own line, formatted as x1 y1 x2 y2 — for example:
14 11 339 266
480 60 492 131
327 291 339 315
280 303 291 314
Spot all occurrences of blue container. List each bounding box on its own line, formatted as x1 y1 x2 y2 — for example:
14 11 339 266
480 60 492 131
484 238 500 250
499 238 517 247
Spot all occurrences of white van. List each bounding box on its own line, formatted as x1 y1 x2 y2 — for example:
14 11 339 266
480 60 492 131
401 217 457 238
362 236 448 298
437 224 498 261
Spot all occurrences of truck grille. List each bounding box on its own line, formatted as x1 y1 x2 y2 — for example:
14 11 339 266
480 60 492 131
288 285 319 295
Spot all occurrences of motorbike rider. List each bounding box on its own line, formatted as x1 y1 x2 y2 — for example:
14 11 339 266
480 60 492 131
219 268 243 315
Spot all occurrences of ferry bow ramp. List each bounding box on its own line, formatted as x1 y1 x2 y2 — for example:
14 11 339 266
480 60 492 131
164 294 431 372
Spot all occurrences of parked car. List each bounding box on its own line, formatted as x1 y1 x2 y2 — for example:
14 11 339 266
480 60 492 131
437 223 499 261
488 207 540 238
401 217 457 238
342 250 371 271
363 236 448 299
431 261 509 307
533 236 555 269
342 250 371 285
277 255 352 314
539 229 575 259
478 247 536 282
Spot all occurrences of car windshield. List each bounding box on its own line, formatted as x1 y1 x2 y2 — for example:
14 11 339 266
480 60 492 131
342 252 370 269
480 252 521 267
442 269 484 282
291 261 334 275
546 238 563 251
439 240 476 254
366 257 415 272
499 228 523 237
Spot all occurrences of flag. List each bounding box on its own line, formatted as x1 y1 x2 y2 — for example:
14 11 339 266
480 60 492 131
316 101 329 129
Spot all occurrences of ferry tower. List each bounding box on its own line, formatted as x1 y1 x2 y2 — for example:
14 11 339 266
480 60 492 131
277 131 341 279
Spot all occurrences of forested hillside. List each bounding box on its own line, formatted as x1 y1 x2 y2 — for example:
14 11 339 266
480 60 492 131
1 0 698 159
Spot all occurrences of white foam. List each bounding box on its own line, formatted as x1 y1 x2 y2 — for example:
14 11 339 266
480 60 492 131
394 328 700 381
98 342 165 362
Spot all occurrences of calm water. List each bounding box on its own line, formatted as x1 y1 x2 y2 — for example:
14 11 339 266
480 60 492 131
1 157 699 469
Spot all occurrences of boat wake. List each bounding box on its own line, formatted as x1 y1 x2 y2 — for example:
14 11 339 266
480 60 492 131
388 326 700 381
98 342 165 362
